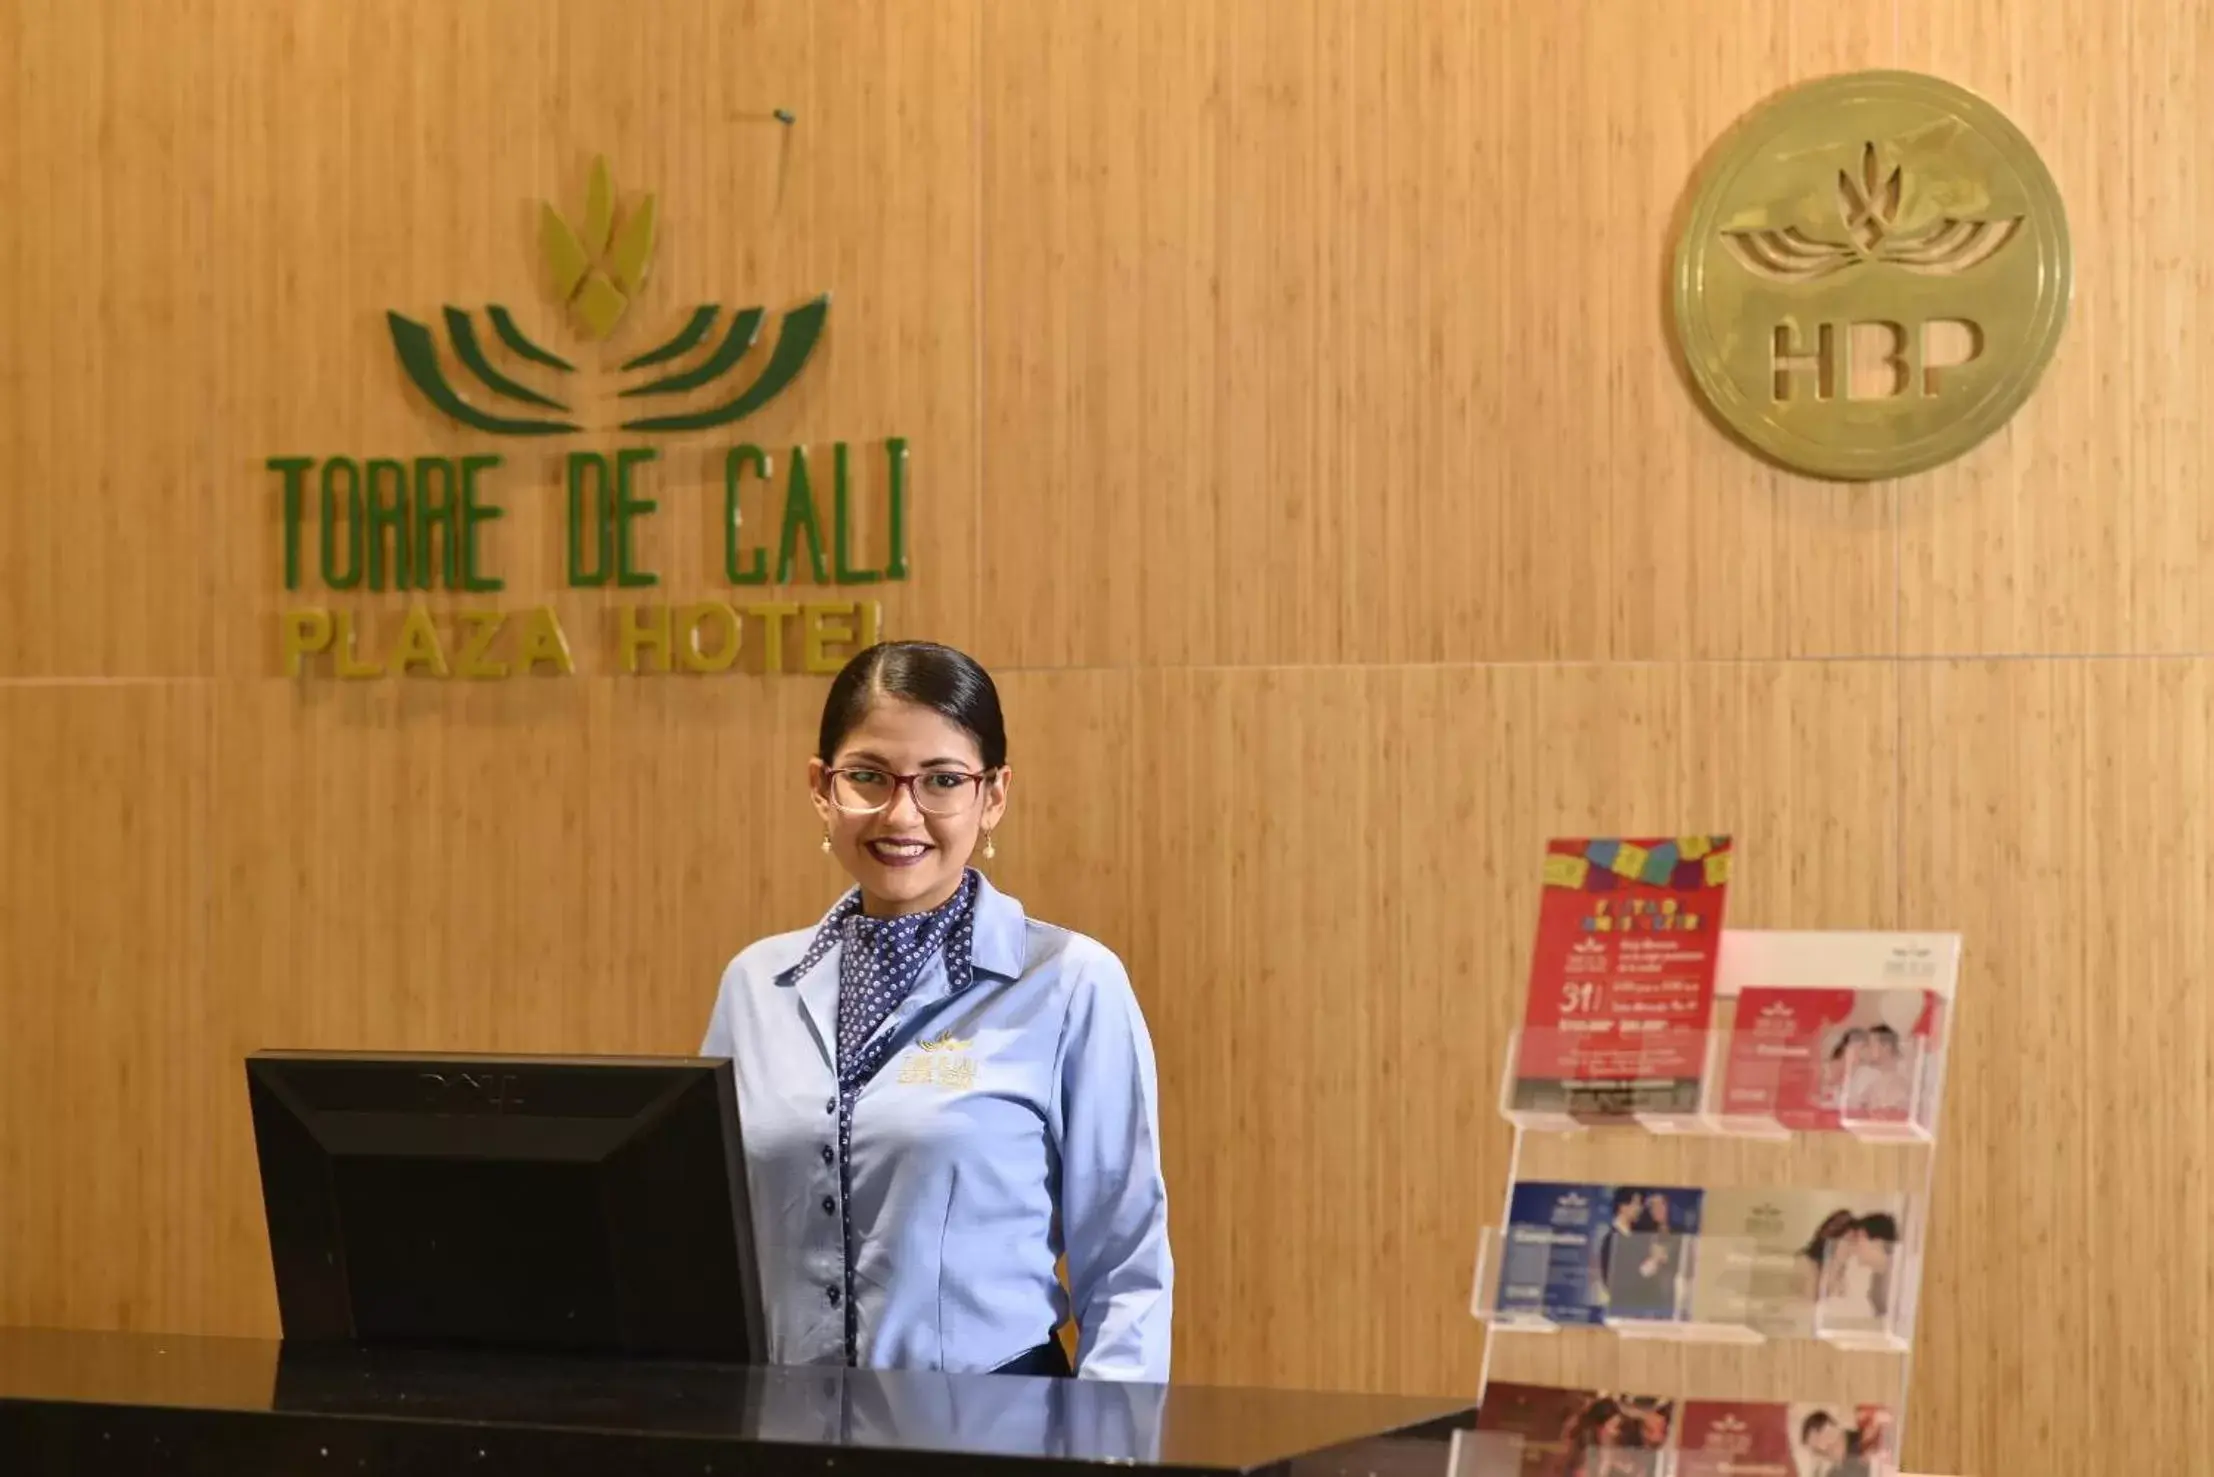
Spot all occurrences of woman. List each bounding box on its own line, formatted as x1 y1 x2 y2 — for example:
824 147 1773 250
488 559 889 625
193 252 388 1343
1798 1209 1857 1306
700 641 1173 1381
1840 1025 1911 1117
1818 1027 1867 1109
1797 1406 1886 1477
1816 1213 1896 1329
1561 1396 1666 1477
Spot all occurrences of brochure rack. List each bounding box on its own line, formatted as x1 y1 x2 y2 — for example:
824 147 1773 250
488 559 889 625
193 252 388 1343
1467 929 1962 1476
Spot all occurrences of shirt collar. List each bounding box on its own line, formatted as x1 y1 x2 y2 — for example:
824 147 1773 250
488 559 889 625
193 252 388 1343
773 871 1027 989
966 872 1028 982
774 873 1021 1069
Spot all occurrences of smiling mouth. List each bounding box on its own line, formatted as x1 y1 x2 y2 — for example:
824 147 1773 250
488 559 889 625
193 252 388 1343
865 839 933 867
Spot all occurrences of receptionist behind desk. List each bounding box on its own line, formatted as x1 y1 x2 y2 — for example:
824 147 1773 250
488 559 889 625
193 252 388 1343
701 641 1173 1381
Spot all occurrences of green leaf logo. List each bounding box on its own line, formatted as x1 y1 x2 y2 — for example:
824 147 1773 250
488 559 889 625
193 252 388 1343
384 153 829 437
540 156 658 339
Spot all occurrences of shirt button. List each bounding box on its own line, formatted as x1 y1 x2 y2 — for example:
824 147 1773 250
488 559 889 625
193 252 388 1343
825 1286 842 1307
820 1144 834 1165
825 1098 835 1114
821 1195 836 1215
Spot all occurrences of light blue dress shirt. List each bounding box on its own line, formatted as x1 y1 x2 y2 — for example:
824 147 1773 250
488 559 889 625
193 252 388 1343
701 874 1173 1381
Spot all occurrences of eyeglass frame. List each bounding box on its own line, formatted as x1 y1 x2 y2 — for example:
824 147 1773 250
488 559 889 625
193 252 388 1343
817 765 1003 817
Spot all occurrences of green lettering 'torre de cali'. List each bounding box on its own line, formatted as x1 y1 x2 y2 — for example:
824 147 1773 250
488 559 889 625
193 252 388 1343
270 454 505 593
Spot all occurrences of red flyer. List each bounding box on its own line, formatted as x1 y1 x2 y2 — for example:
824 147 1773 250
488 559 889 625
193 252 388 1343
1510 836 1732 1118
1675 1401 1791 1475
1677 1401 1891 1477
1720 986 1943 1132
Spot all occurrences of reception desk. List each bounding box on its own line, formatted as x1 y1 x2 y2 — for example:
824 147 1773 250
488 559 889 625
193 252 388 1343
0 1327 1475 1476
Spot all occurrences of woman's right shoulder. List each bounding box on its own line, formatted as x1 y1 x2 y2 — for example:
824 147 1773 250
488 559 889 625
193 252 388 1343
701 924 818 1055
716 924 817 993
702 923 821 1056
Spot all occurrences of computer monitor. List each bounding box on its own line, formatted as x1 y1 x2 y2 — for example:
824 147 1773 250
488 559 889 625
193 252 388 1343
245 1050 764 1363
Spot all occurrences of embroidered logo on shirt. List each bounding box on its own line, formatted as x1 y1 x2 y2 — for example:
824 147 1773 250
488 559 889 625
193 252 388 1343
898 1032 977 1090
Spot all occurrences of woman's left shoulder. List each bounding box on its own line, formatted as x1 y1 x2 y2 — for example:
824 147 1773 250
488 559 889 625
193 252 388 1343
1016 915 1132 993
1032 935 1164 1066
973 876 1132 1001
1012 918 1156 1070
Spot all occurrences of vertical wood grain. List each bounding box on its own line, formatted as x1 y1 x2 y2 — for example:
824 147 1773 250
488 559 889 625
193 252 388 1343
991 661 1897 1395
977 0 1898 670
1901 659 2214 1477
0 0 979 679
1898 0 2214 655
0 687 213 1329
0 3 224 677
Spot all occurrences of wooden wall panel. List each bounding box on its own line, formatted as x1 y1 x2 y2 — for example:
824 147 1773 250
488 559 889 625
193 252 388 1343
0 0 979 679
206 679 831 1058
0 660 1899 1372
1898 0 2214 654
991 661 1898 1394
0 687 212 1329
203 0 978 674
977 0 1897 671
186 677 834 1338
0 4 225 678
1901 659 2214 1477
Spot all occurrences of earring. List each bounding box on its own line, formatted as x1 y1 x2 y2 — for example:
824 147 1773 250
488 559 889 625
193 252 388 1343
982 830 997 861
820 828 832 855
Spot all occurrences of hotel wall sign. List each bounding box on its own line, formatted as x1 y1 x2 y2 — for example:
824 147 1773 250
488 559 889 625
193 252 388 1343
271 155 906 681
1672 71 2071 481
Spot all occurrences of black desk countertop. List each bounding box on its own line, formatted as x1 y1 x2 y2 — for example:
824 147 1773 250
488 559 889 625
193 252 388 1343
0 1326 1477 1475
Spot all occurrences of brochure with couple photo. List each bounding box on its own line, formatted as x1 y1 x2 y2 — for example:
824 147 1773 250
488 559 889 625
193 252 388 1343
1496 1181 1706 1326
1472 1385 1890 1477
1686 1189 1907 1340
1712 931 1959 1136
1473 1382 1675 1477
1719 985 1943 1133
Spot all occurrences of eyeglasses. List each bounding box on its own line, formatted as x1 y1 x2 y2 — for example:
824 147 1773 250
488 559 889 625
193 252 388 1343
823 767 996 817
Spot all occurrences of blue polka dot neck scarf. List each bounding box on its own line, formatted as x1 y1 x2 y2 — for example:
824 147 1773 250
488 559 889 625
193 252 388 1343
792 869 981 1365
795 869 981 1084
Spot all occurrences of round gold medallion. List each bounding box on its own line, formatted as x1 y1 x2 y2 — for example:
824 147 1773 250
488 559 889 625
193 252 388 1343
1672 71 2071 481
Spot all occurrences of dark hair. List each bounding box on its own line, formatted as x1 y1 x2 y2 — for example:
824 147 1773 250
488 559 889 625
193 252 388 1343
1799 1208 1856 1263
817 641 1008 770
1854 1213 1899 1244
1801 1411 1838 1444
1854 1213 1899 1318
1568 1397 1622 1444
1612 1187 1643 1213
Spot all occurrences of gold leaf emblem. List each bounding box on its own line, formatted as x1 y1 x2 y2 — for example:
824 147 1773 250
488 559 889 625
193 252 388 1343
1671 70 2071 482
899 1032 978 1090
1723 142 2022 281
539 156 658 339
